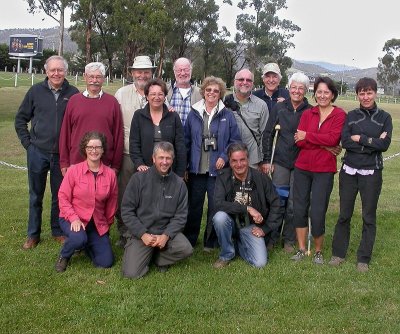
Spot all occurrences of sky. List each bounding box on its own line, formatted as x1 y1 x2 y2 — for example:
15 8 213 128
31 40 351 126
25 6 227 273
1 0 399 69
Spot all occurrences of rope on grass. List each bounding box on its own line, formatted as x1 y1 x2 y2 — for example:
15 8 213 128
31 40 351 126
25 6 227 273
1 152 400 172
0 160 27 170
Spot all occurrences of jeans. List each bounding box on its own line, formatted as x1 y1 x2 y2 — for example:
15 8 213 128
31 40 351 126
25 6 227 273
213 211 267 267
331 169 382 264
59 218 114 268
27 145 63 238
184 173 218 248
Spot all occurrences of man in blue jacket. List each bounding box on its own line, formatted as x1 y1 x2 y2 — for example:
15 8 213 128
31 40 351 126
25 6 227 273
15 55 79 249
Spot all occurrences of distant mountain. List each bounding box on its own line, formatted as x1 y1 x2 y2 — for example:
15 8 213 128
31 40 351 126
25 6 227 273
0 27 78 53
297 60 358 72
290 60 377 85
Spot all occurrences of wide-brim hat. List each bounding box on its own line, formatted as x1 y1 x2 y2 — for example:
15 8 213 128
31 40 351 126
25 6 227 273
128 56 156 69
262 63 282 79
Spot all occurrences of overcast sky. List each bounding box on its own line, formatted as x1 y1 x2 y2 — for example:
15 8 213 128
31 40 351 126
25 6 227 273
2 0 398 69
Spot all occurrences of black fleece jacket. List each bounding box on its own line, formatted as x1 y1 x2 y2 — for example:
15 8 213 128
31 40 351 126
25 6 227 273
341 104 392 170
15 78 79 153
129 104 186 177
262 98 312 169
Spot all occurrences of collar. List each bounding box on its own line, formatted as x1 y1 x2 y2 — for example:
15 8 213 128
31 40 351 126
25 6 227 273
233 92 252 105
47 80 62 92
150 165 172 180
83 89 104 99
82 161 104 175
360 103 378 114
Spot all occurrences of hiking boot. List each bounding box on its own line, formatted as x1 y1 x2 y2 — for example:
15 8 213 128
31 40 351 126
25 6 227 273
328 256 345 266
22 237 40 250
357 262 369 273
283 243 295 254
290 249 305 261
55 256 69 273
213 259 230 269
313 251 324 265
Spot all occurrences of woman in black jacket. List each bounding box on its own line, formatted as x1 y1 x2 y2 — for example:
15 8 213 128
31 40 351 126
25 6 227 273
129 78 186 177
329 77 392 272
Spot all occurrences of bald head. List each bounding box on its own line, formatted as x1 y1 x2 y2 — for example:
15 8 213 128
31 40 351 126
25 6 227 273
173 58 192 88
234 69 254 98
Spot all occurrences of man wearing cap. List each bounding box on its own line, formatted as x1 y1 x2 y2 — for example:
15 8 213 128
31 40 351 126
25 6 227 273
167 57 202 126
254 63 289 112
114 55 155 247
224 69 269 169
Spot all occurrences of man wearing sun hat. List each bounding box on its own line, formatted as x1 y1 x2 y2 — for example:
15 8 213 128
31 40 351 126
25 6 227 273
253 62 289 112
114 55 156 247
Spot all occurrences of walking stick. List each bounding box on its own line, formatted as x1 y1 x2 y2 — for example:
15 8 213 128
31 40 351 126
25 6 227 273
269 124 281 178
306 217 312 256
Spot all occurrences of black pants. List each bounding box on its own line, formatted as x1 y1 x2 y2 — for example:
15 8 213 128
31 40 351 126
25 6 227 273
293 168 334 237
331 169 382 264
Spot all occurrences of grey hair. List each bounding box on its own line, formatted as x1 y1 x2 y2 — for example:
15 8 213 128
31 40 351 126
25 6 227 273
227 142 249 158
153 141 175 160
85 62 106 76
288 72 310 90
44 55 68 72
173 57 193 71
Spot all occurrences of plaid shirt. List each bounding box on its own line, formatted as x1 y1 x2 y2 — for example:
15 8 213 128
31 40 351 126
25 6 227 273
170 86 193 126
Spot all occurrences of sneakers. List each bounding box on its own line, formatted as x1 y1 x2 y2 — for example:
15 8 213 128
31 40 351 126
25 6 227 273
328 256 345 266
357 262 369 273
213 259 230 269
313 251 324 265
290 249 305 261
55 256 69 273
157 265 170 273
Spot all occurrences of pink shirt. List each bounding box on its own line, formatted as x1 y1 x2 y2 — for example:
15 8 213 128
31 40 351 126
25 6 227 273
58 161 118 236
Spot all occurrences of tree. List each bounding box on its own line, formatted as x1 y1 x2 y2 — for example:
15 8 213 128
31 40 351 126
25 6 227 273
25 0 73 56
377 38 400 95
226 0 299 75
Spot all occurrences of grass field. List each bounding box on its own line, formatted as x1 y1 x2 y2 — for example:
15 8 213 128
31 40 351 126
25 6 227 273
0 84 399 334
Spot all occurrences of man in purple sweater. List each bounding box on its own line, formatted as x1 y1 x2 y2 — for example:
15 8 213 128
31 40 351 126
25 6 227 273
59 62 123 175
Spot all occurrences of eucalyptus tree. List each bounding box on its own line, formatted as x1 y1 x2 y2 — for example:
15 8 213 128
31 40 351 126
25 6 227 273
25 0 74 55
377 38 400 95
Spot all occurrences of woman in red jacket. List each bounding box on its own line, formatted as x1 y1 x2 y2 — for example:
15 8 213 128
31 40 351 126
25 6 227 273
291 77 346 264
55 131 118 272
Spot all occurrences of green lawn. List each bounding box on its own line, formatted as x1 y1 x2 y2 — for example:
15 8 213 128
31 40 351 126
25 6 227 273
0 86 399 333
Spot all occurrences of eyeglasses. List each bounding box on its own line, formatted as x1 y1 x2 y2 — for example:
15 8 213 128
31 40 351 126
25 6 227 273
290 86 306 92
48 68 65 74
86 146 103 151
205 88 220 94
235 78 253 83
86 75 104 81
148 93 165 98
174 68 191 74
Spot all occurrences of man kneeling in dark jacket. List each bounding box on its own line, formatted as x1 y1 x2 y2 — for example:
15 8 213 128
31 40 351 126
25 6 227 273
212 142 281 269
121 142 193 278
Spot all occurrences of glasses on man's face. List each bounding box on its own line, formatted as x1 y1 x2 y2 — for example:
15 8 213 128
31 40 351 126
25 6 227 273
205 88 220 94
86 75 104 81
48 68 65 74
86 146 103 152
235 78 253 83
174 68 191 74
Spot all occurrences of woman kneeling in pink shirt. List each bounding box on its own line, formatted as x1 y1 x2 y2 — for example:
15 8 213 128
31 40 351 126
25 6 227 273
55 131 118 272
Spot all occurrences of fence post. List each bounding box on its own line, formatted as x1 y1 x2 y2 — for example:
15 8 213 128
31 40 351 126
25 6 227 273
31 73 34 86
75 74 78 86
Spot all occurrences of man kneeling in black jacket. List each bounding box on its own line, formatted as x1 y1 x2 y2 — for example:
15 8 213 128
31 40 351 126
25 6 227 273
212 142 281 268
121 142 193 278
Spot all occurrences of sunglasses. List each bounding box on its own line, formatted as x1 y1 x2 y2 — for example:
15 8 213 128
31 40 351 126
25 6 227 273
205 88 220 94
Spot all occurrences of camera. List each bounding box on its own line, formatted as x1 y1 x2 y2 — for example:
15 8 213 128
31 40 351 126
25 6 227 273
203 136 217 151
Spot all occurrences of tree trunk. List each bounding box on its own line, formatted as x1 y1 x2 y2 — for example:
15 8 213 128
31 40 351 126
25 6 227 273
156 37 165 78
58 4 65 56
85 0 92 63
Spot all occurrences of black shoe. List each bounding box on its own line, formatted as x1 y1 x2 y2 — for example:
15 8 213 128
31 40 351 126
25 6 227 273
55 256 69 273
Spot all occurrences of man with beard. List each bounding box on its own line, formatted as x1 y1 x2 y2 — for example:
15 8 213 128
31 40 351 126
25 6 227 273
167 57 202 125
114 56 155 247
224 69 269 169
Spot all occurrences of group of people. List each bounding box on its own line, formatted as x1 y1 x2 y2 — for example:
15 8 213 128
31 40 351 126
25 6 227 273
14 54 392 278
